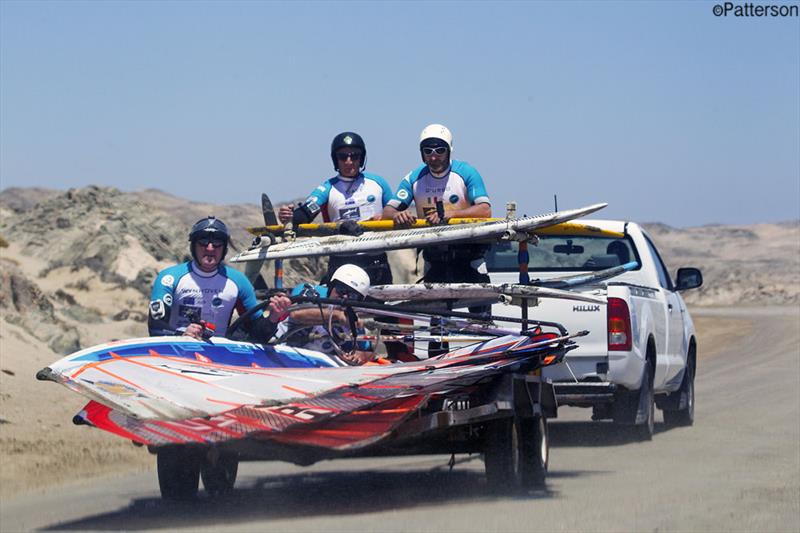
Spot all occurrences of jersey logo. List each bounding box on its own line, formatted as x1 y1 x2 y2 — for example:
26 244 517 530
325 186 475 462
367 194 376 202
339 206 361 220
397 189 409 201
449 194 459 204
163 294 173 306
179 305 202 320
161 275 175 288
212 296 223 307
149 300 166 320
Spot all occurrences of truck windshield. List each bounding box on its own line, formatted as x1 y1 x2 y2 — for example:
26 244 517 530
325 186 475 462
486 236 640 273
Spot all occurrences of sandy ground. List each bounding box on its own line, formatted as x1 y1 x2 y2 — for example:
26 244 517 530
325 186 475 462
0 322 153 500
0 306 762 501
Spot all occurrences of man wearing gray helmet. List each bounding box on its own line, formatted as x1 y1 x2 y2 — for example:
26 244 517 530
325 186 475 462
148 216 291 342
278 131 394 286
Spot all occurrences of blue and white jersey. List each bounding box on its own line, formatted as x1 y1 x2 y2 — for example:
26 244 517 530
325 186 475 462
387 160 490 218
149 262 261 336
304 172 392 222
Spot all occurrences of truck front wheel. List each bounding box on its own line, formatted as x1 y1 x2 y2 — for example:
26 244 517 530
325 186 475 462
663 355 695 427
633 359 655 441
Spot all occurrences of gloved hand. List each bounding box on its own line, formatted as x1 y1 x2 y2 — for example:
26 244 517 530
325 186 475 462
338 219 364 236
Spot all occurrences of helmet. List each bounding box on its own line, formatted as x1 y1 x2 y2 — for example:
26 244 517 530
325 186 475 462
419 124 453 150
329 264 370 299
189 216 230 261
330 131 367 172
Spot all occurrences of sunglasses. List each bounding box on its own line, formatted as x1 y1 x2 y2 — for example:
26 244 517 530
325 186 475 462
332 281 364 301
336 151 363 162
422 146 448 156
197 238 225 248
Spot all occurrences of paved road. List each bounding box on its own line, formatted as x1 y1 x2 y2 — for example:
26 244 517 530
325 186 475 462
2 307 798 532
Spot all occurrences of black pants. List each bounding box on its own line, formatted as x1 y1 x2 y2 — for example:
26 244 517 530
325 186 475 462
422 249 491 357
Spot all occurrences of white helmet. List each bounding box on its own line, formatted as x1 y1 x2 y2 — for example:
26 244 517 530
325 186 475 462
330 264 370 298
419 123 453 150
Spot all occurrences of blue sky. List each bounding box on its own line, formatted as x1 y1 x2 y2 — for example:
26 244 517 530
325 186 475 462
1 1 798 227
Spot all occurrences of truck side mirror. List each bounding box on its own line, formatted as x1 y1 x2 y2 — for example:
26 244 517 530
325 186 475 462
675 267 703 291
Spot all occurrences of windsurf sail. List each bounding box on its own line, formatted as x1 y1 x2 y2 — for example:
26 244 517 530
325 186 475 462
39 331 575 450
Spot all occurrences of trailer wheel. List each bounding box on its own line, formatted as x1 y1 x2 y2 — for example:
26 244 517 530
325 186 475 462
663 355 695 427
201 452 239 496
157 446 201 500
484 416 548 492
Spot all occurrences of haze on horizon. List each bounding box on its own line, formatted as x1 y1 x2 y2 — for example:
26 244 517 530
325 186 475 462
1 1 798 227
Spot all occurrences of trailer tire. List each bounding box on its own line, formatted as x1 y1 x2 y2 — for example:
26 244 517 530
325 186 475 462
484 416 548 492
157 446 201 501
201 452 239 496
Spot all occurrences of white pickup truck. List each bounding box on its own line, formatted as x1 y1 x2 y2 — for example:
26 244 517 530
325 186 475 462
487 220 703 440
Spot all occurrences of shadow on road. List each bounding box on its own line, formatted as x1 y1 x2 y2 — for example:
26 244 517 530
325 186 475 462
43 464 568 531
40 420 654 530
550 420 667 447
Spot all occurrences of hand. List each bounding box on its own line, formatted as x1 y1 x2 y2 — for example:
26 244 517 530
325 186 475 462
425 212 442 225
268 294 292 323
183 323 205 340
339 350 374 366
278 205 294 224
392 210 416 227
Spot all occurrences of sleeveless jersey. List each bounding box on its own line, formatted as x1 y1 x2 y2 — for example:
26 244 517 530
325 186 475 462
149 262 261 336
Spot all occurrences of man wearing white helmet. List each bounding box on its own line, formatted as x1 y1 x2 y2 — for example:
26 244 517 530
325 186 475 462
383 125 492 355
275 264 376 366
383 124 492 283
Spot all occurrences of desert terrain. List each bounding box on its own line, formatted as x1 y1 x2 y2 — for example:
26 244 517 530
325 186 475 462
0 186 797 520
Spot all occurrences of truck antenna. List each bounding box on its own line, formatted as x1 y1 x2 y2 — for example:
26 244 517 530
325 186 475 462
554 194 558 212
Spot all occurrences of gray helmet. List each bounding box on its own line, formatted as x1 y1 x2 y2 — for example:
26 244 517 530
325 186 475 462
189 216 230 261
330 131 367 172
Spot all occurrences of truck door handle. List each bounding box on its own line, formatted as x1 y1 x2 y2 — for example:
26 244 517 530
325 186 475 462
668 303 674 312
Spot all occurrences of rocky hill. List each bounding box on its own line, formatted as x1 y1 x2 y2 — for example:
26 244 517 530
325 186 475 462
644 221 799 306
0 186 330 354
0 185 797 356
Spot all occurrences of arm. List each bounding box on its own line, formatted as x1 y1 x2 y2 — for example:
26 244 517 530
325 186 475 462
292 181 332 224
383 173 416 225
148 269 178 336
289 306 349 326
238 294 292 343
381 204 416 226
426 202 491 224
